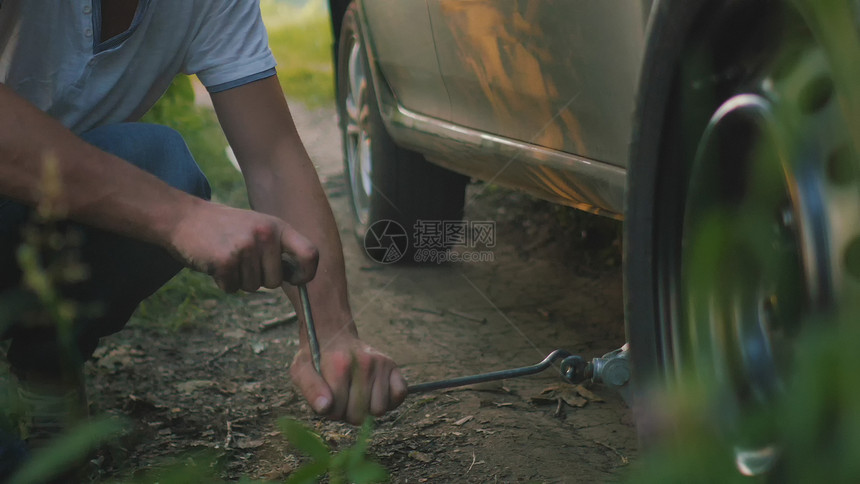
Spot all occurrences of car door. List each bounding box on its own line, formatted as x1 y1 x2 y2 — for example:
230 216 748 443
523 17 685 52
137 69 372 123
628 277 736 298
426 0 650 167
361 0 451 120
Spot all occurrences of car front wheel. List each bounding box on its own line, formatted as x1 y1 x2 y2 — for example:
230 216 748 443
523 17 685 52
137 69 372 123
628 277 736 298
626 0 860 473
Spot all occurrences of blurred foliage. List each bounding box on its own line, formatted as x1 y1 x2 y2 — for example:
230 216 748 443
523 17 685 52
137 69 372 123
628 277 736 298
629 0 860 481
279 417 388 484
0 172 129 481
8 416 126 484
628 304 860 483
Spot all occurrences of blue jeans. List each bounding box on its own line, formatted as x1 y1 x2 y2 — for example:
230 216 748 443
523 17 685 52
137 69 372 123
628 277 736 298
0 123 211 376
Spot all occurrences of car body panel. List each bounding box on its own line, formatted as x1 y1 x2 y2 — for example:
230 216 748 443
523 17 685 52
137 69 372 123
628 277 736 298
426 1 649 167
384 103 627 217
354 0 656 218
360 1 451 120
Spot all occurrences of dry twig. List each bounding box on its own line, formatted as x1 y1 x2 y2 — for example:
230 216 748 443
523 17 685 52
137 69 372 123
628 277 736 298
594 440 629 465
447 309 487 323
258 311 298 332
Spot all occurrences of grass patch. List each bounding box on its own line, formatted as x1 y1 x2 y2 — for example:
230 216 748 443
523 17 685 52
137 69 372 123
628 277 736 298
264 2 335 108
129 269 228 332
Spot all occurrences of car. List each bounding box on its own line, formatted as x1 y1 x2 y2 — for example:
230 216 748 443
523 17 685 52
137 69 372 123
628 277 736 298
326 0 860 473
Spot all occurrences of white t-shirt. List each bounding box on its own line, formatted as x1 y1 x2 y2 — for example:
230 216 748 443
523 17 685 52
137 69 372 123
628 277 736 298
0 0 277 134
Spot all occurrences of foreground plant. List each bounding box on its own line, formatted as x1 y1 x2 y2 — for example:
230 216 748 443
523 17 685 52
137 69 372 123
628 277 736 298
279 417 388 484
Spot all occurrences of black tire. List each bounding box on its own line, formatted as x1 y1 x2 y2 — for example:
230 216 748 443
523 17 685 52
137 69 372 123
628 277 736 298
625 0 709 413
626 0 860 455
336 2 468 261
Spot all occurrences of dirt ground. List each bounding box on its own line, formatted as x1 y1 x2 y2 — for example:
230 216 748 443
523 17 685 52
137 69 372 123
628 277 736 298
86 100 636 482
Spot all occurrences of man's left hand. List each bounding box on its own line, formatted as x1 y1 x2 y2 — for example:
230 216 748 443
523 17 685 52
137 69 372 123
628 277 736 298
290 335 407 425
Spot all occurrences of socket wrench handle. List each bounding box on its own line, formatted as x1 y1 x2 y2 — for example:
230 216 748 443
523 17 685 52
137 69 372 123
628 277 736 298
282 254 322 374
407 350 589 395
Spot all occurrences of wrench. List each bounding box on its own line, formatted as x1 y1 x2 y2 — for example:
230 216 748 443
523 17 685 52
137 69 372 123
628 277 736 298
283 256 611 397
407 350 590 395
282 254 322 373
288 277 588 393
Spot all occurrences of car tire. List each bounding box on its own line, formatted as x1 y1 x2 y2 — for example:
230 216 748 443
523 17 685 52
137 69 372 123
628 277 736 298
336 2 469 261
626 0 860 467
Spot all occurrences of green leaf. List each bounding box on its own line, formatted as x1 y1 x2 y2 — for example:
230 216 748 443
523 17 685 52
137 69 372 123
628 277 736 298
330 449 350 469
347 460 389 484
9 416 127 484
349 418 374 465
284 461 328 484
236 477 267 484
277 418 330 463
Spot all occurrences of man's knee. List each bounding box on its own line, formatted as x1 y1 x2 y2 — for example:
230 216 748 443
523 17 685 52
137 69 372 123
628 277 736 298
80 123 211 200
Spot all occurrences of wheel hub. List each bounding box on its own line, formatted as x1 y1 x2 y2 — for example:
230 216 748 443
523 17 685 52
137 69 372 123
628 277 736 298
344 36 373 225
675 21 856 471
681 95 809 408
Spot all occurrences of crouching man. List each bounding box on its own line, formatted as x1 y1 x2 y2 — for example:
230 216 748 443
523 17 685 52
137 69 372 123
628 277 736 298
0 0 406 472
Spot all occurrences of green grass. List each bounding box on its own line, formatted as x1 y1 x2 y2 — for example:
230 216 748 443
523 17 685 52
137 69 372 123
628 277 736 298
264 2 335 108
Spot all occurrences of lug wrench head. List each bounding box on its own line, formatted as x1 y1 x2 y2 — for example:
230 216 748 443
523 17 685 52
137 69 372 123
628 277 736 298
560 355 590 384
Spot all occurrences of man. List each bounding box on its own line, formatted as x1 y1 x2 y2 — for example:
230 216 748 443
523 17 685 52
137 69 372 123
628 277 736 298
0 0 406 458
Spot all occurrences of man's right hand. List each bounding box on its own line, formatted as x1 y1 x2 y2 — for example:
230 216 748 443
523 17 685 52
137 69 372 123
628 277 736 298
168 200 319 292
0 84 320 294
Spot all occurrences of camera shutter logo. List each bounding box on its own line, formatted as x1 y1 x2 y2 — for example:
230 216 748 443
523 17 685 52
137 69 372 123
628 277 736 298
363 219 408 264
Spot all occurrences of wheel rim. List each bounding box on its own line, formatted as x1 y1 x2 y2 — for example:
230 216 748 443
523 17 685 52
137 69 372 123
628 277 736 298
344 34 373 226
656 5 858 475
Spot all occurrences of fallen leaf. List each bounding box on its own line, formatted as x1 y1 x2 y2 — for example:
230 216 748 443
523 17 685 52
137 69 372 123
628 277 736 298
559 388 588 408
175 380 216 394
529 389 559 405
250 341 267 354
453 415 473 426
575 384 605 403
217 381 238 395
236 438 265 449
531 384 588 408
262 463 295 481
95 346 135 370
222 329 246 339
127 394 164 410
242 381 263 392
536 384 562 396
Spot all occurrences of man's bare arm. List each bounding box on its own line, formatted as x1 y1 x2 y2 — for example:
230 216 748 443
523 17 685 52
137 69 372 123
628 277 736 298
0 83 189 243
0 83 318 288
211 76 407 424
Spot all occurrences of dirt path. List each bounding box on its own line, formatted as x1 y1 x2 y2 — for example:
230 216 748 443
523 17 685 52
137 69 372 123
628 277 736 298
87 100 636 482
